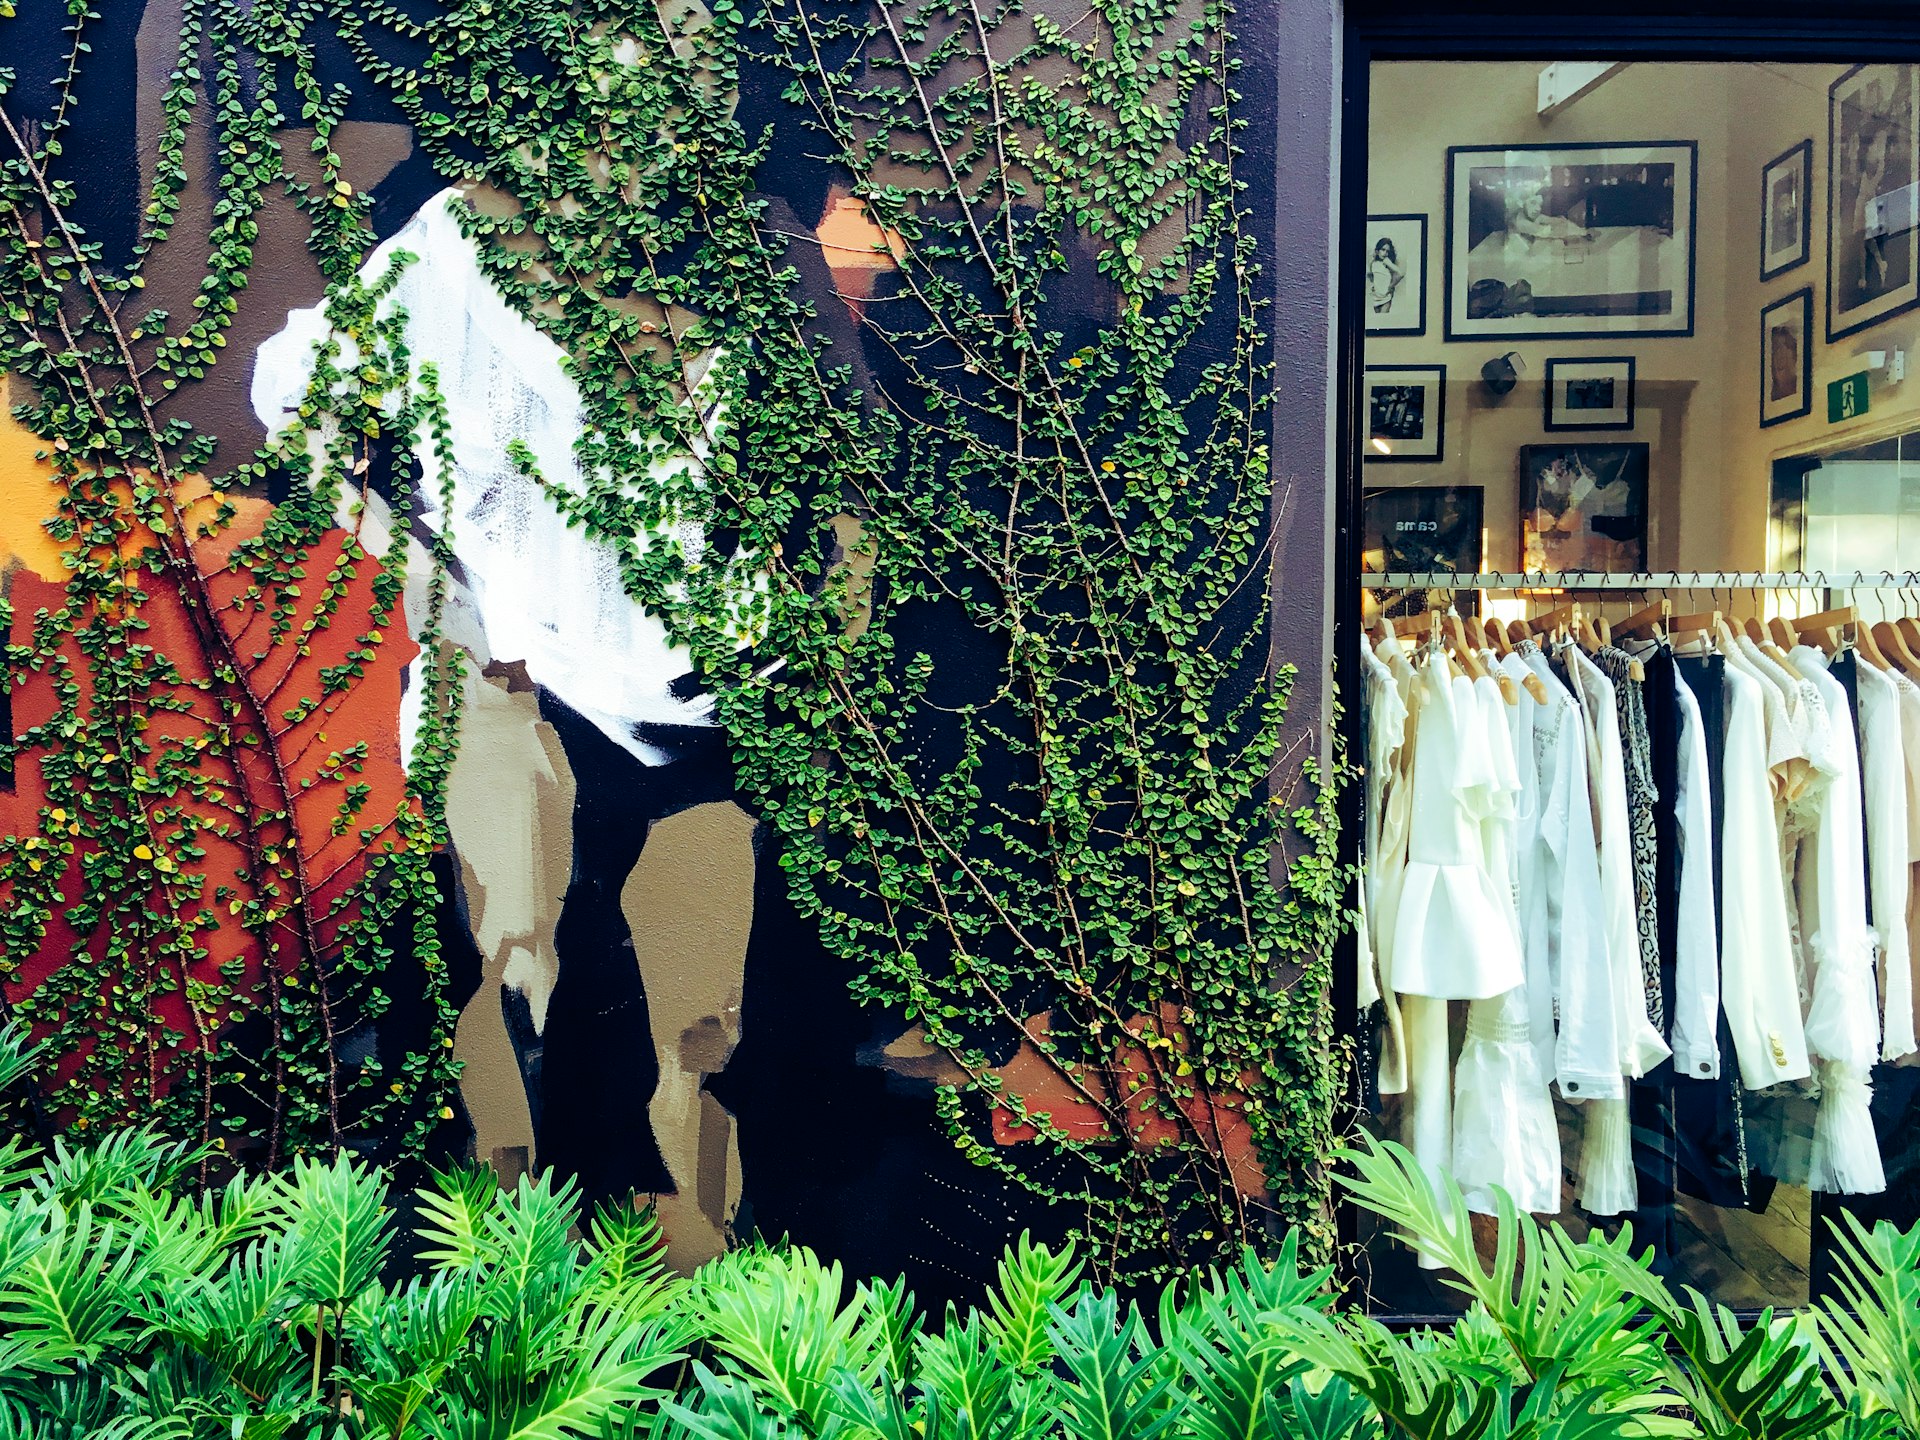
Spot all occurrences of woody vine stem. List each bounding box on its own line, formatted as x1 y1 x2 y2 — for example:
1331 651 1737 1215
0 0 1346 1279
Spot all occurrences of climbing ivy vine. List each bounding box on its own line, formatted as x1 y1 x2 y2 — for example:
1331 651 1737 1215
0 0 1348 1281
0 0 465 1162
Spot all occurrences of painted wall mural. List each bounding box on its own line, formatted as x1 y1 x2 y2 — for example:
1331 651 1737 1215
0 0 1337 1304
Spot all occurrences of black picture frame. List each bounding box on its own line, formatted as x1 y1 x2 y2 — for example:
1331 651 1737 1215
1543 355 1636 431
1362 364 1445 462
1443 140 1699 342
1364 214 1429 335
1827 63 1920 343
1761 286 1814 428
1760 138 1813 281
1362 485 1484 617
1518 442 1649 574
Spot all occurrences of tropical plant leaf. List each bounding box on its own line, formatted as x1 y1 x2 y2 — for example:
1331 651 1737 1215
1049 1288 1178 1440
985 1233 1083 1377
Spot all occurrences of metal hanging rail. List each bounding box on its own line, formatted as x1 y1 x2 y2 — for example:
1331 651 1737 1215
1359 570 1920 591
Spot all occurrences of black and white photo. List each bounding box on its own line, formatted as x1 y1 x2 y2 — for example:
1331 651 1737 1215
1761 139 1812 281
1363 486 1484 616
1445 142 1697 340
1761 286 1813 427
1544 356 1636 431
1364 365 1445 462
1828 64 1920 341
1365 214 1428 335
1520 443 1649 573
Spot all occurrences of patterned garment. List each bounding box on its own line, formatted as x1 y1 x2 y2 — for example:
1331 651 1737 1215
1599 647 1664 1034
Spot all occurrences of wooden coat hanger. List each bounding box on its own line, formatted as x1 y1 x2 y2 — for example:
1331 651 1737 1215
1670 607 1721 638
1874 619 1920 679
1768 614 1800 652
1618 598 1670 641
1531 602 1574 639
1795 605 1853 657
1484 617 1513 657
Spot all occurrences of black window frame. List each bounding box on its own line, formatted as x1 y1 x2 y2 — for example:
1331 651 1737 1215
1333 1 1920 1319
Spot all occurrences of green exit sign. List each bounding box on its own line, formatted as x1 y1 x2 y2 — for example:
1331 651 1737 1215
1829 371 1871 423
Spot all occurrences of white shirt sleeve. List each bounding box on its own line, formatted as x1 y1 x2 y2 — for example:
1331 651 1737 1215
1718 667 1811 1088
1537 694 1627 1100
1669 672 1721 1078
1855 661 1915 1060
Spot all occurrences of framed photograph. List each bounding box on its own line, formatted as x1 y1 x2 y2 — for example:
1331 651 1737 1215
1544 356 1636 431
1760 139 1812 281
1365 214 1428 335
1444 141 1697 341
1761 287 1814 428
1363 486 1484 617
1828 64 1920 342
1519 443 1649 574
1364 365 1445 462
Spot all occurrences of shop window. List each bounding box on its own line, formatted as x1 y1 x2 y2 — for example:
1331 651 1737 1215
1352 55 1920 1315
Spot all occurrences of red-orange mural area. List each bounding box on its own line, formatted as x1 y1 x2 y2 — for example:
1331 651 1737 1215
0 404 416 1123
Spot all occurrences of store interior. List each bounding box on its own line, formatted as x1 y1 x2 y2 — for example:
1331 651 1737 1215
1357 59 1920 1314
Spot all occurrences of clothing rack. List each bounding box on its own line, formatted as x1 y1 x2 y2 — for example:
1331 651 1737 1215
1360 570 1920 591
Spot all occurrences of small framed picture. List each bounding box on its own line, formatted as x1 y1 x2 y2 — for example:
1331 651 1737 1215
1760 139 1812 281
1363 486 1484 617
1761 286 1813 427
1365 214 1428 335
1364 364 1445 463
1519 442 1648 573
1543 356 1635 431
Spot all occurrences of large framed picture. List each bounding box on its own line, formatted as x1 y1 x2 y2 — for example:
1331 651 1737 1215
1519 443 1649 574
1828 64 1920 342
1444 142 1697 341
1761 139 1812 281
1761 287 1814 428
1365 214 1428 335
1543 356 1635 431
1363 486 1484 616
1364 364 1445 462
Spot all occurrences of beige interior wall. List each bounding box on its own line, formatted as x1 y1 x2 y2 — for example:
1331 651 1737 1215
1365 60 1920 586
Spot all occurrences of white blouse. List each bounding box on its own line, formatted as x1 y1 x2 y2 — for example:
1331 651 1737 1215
1515 648 1622 1099
1717 665 1811 1089
1669 671 1721 1079
1786 647 1885 1196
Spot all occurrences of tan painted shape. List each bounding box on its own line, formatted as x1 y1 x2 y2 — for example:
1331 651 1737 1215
829 512 876 641
136 0 413 462
447 661 576 1165
621 800 756 1270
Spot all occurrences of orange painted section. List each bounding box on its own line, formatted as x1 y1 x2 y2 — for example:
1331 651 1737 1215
0 403 418 1119
988 1002 1270 1201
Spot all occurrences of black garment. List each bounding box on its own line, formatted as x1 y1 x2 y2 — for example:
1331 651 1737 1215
1673 654 1749 1210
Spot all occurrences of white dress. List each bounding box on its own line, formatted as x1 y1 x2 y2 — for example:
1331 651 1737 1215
1380 654 1526 1001
1786 648 1885 1195
1377 656 1522 1223
1452 676 1562 1216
